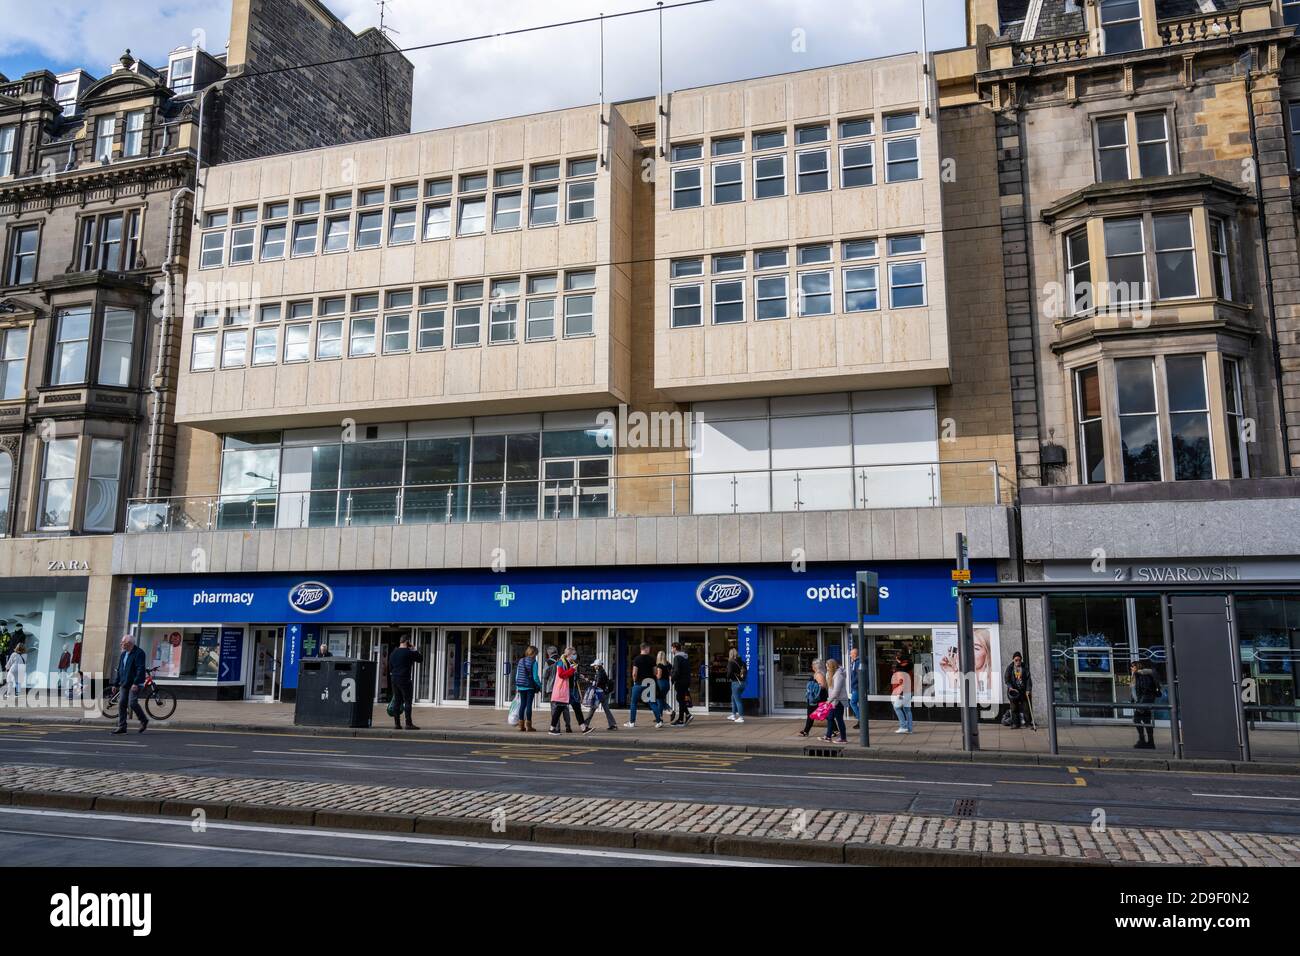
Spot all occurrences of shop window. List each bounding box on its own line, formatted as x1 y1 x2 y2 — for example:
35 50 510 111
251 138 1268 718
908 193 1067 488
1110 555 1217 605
1236 597 1300 724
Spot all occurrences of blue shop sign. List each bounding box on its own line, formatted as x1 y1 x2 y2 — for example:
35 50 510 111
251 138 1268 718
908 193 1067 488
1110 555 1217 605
131 561 999 626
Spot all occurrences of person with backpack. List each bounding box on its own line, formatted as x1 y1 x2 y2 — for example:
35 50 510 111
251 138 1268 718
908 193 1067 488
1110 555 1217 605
514 644 542 732
1130 660 1161 749
726 647 747 723
586 658 617 731
798 659 827 737
1004 651 1032 729
669 642 693 726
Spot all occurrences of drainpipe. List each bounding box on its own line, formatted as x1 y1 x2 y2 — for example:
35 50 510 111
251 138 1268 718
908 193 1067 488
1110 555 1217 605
1244 57 1294 474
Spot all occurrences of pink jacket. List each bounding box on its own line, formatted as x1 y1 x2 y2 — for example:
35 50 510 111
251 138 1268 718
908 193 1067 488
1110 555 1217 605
552 662 576 702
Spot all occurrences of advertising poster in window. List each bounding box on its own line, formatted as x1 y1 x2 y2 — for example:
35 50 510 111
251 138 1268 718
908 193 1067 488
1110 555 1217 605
932 625 1002 704
150 631 183 678
196 627 220 680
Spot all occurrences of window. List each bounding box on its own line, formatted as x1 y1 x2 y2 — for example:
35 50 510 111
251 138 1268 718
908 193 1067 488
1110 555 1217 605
884 113 919 133
1115 357 1161 482
529 186 558 226
564 272 594 336
887 232 923 256
7 225 38 284
843 266 878 312
350 295 378 356
0 126 15 177
260 222 287 260
94 116 115 162
493 192 522 231
392 183 418 204
566 180 595 221
525 275 556 341
670 284 703 328
671 143 702 162
843 239 877 261
1210 216 1231 300
168 54 195 94
753 155 786 199
531 163 559 182
84 439 123 532
252 326 278 365
568 158 598 178
1103 217 1147 307
1223 357 1248 478
798 271 832 316
457 197 485 235
199 218 225 269
231 213 256 263
79 212 128 271
383 291 412 353
672 166 702 209
1153 212 1196 299
356 209 383 248
389 204 417 244
285 302 308 322
418 286 447 350
1167 354 1212 481
712 279 744 324
417 201 447 240
755 274 788 320
292 218 318 257
0 327 29 400
839 117 873 139
191 331 216 370
359 189 385 208
123 110 146 158
316 320 343 360
798 244 832 266
1075 365 1106 484
712 136 743 156
225 307 250 327
1066 228 1092 315
1291 103 1300 171
38 438 77 531
454 283 482 347
1135 112 1170 177
425 177 452 198
52 308 91 385
713 254 744 274
671 258 703 278
488 279 519 344
795 124 828 145
796 149 829 193
712 162 743 203
755 248 788 270
885 137 920 182
1287 0 1300 26
840 143 874 188
888 261 926 308
283 323 309 363
1100 0 1143 55
222 329 248 368
753 130 786 151
98 307 134 386
460 173 488 193
1096 117 1130 182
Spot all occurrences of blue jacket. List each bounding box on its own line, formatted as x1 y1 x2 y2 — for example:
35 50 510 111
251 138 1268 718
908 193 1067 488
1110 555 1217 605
514 656 541 690
116 646 147 687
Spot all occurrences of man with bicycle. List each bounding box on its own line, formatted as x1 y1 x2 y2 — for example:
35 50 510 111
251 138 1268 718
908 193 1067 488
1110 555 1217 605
112 634 149 735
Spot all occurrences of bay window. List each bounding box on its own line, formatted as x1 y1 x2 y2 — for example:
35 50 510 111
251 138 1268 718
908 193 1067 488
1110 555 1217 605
1223 357 1248 479
52 307 91 385
1074 365 1106 485
84 438 123 532
97 307 135 386
0 327 28 400
1166 354 1212 480
1152 212 1197 299
39 438 77 531
1210 216 1231 300
1103 217 1147 307
1115 357 1162 482
1065 228 1092 315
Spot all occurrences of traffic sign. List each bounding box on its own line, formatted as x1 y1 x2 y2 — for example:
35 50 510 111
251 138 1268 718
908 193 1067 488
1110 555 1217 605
951 569 971 582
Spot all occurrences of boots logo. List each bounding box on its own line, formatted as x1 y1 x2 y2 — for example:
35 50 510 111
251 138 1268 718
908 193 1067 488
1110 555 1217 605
288 581 333 614
696 575 754 612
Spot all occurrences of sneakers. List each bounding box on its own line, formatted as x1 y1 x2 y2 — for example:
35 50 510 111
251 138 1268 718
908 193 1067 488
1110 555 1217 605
893 727 907 734
623 722 637 728
138 721 148 734
684 712 694 725
582 725 595 735
654 721 663 728
548 729 561 736
111 728 127 735
726 714 737 721
734 717 744 723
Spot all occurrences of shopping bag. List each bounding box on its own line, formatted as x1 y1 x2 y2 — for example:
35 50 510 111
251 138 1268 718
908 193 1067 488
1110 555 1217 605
810 701 833 722
386 696 401 718
507 694 522 726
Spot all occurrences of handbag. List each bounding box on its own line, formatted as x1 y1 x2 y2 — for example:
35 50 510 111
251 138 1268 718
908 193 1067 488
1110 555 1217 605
386 696 401 718
810 701 833 722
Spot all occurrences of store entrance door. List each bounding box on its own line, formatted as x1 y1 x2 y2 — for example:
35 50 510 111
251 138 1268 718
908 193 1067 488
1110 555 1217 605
438 629 469 705
248 627 283 701
768 626 846 714
468 627 499 705
373 628 408 704
414 628 436 703
503 628 536 706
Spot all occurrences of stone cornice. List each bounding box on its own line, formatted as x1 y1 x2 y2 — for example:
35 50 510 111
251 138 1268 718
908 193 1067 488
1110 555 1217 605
1042 173 1249 223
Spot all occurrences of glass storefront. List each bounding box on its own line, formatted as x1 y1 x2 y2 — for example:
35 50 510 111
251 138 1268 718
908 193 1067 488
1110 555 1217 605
1047 595 1170 720
1238 596 1300 725
0 587 88 691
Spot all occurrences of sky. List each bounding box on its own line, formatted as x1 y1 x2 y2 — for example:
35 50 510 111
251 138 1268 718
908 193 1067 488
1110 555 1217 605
0 0 968 131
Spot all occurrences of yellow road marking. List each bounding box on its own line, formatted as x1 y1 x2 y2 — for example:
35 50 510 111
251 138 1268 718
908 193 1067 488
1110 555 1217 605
998 766 1087 788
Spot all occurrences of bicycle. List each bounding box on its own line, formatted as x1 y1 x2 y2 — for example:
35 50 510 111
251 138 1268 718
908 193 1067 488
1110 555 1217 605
103 665 177 721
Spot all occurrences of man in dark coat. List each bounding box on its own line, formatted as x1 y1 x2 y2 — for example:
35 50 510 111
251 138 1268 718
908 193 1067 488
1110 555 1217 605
112 634 149 735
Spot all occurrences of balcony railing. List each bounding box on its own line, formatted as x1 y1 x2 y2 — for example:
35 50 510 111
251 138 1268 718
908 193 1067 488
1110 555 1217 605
1158 9 1243 47
125 460 1007 533
1014 32 1090 66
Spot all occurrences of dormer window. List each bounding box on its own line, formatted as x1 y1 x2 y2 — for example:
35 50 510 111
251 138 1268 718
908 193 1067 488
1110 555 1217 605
94 116 116 163
123 110 147 158
55 80 78 115
168 54 195 95
1099 0 1143 55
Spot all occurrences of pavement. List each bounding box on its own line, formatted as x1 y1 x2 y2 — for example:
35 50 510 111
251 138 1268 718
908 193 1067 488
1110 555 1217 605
4 698 1296 773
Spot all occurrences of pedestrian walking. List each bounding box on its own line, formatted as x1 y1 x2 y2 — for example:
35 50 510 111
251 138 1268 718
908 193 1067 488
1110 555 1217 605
823 658 849 743
566 648 593 734
514 644 542 732
726 647 746 723
548 648 586 734
890 662 913 734
653 651 671 728
624 642 657 728
1004 651 1032 729
669 642 693 726
586 658 617 730
798 659 827 737
111 635 148 735
1 642 26 701
848 645 863 729
387 636 422 730
1130 660 1161 749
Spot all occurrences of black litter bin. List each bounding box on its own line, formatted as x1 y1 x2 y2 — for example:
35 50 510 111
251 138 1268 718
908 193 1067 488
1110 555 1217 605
294 658 376 728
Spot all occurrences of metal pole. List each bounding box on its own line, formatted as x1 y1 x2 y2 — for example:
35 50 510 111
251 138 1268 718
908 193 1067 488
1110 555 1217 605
956 532 978 751
857 612 869 748
1041 594 1058 755
1159 592 1181 759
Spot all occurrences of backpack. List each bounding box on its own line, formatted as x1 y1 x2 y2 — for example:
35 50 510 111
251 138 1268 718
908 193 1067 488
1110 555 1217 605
1136 670 1160 700
805 679 821 705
